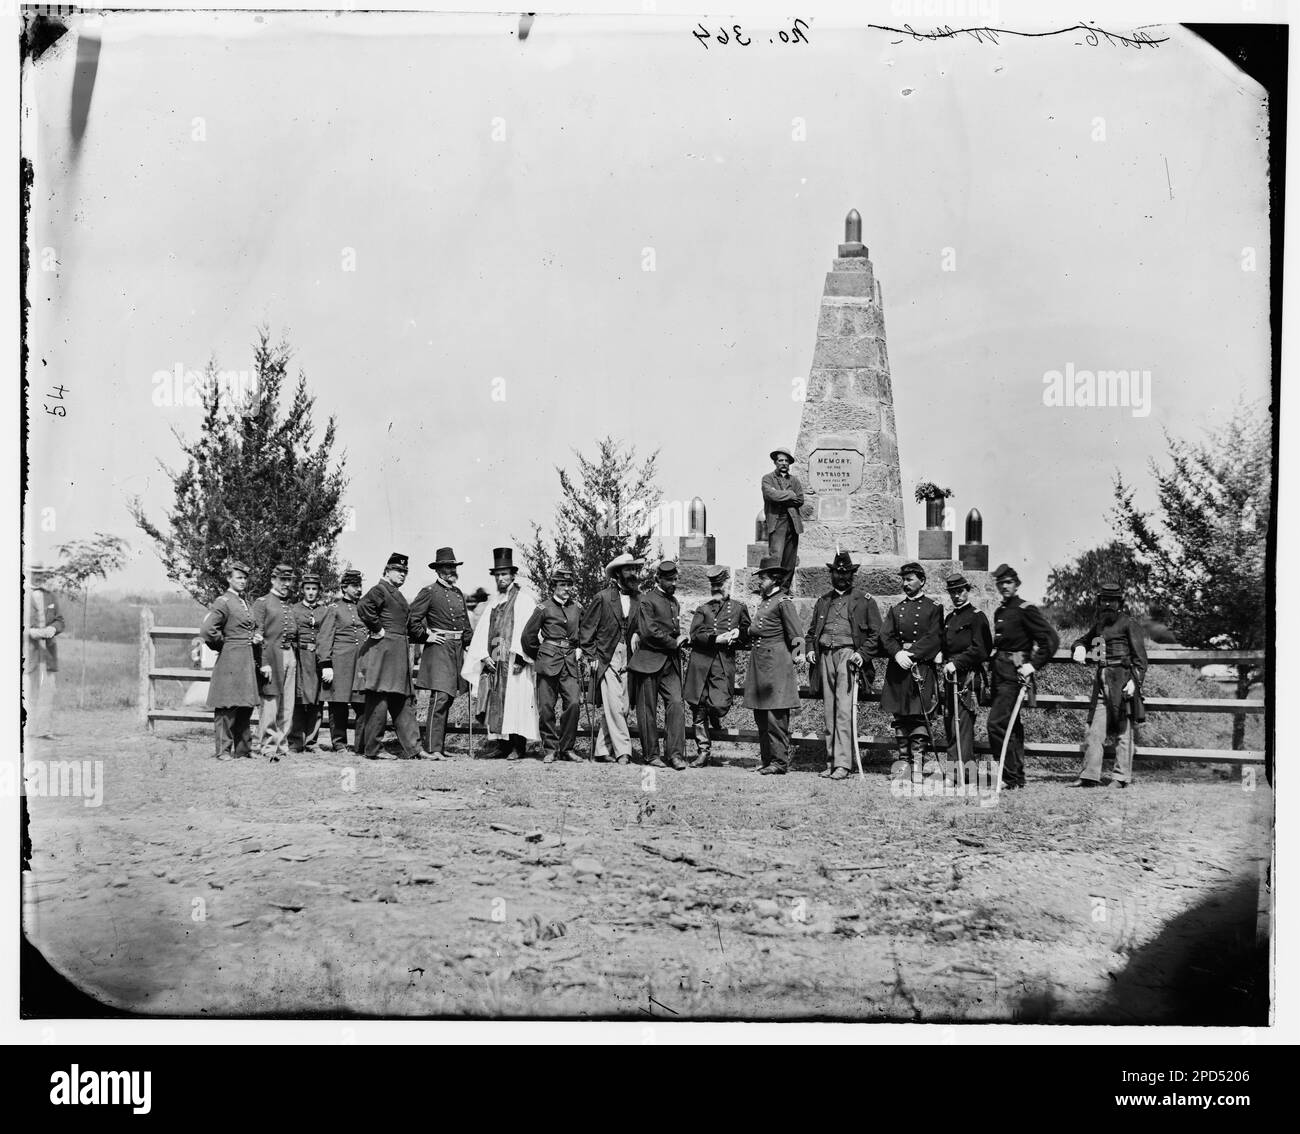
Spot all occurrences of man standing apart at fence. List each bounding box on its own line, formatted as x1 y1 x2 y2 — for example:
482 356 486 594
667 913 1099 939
581 552 643 764
200 559 261 759
356 552 432 761
318 568 366 753
880 562 944 780
462 548 539 760
941 573 992 783
522 568 584 763
762 447 804 591
806 553 880 781
629 560 689 770
682 565 752 768
410 548 473 760
25 562 65 740
743 556 805 775
287 572 327 752
987 563 1060 791
252 563 298 761
1072 580 1146 788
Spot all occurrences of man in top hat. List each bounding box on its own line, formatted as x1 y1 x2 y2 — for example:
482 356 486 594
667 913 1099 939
252 563 299 761
628 560 690 770
200 559 262 759
409 548 474 759
880 562 944 777
743 556 806 774
580 551 644 764
286 571 328 752
462 548 539 759
941 573 992 781
683 565 752 768
25 562 65 740
317 568 366 753
1071 581 1147 788
762 447 804 590
806 552 881 780
355 553 431 760
987 563 1060 790
521 568 584 763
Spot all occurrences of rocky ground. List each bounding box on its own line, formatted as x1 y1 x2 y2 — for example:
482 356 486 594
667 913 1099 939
22 708 1271 1021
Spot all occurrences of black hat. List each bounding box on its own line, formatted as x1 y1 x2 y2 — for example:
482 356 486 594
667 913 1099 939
705 565 730 580
754 555 787 577
656 560 679 578
226 559 251 575
271 562 294 579
1096 580 1123 600
429 547 464 568
340 568 362 586
769 446 795 463
300 572 321 586
827 551 859 572
552 568 575 584
385 552 410 571
992 563 1020 584
490 547 516 573
899 561 926 579
946 573 971 592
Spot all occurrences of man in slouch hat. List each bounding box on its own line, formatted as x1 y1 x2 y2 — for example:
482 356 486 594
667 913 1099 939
580 551 643 764
409 548 473 759
1071 581 1146 788
629 560 690 769
761 447 804 590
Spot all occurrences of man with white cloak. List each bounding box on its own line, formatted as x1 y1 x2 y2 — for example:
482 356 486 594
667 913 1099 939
460 547 539 758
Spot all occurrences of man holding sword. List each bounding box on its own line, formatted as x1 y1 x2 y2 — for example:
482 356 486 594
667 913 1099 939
880 562 944 780
940 573 992 786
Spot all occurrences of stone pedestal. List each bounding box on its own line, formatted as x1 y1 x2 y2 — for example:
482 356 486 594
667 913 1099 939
746 542 768 568
918 529 952 560
959 543 989 572
678 534 716 565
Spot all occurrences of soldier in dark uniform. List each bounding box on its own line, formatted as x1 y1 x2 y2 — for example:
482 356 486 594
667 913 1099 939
355 552 431 760
409 548 473 759
521 568 584 763
317 568 365 753
288 571 326 752
879 562 944 777
987 563 1060 790
1071 581 1147 788
940 573 992 781
628 560 689 769
200 559 261 759
683 565 751 768
252 563 298 761
25 563 65 740
806 552 881 781
742 556 805 775
580 552 643 764
761 447 804 591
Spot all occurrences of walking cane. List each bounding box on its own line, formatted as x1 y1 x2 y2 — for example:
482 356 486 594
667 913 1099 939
849 665 865 780
995 680 1030 798
468 687 475 760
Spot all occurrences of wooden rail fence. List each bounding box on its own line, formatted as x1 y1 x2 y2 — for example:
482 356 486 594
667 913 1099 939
138 610 1266 765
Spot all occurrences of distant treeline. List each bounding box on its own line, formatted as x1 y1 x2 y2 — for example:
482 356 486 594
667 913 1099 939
56 592 208 643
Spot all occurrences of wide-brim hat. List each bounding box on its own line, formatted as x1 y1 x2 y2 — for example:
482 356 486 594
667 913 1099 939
271 563 295 579
340 569 362 586
605 551 645 577
769 446 795 463
705 565 730 580
429 547 463 568
826 552 859 572
754 556 788 577
992 563 1020 584
899 561 926 580
385 552 410 571
490 547 516 573
946 573 971 592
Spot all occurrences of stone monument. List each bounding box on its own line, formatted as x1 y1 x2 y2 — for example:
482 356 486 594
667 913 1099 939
678 496 716 565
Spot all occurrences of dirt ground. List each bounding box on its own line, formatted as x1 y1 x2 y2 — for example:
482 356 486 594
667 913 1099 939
22 707 1272 1022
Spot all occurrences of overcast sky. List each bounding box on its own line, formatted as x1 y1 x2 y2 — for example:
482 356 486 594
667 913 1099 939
23 11 1270 599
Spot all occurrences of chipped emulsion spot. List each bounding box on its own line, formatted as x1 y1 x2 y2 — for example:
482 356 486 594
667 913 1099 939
518 13 535 42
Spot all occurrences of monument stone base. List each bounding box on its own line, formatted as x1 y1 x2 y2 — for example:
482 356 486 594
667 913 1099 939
678 534 716 565
960 543 989 572
917 529 952 560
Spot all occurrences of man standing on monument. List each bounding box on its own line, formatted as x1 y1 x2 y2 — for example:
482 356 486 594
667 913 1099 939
762 447 804 590
462 548 539 760
743 556 805 775
987 564 1060 790
317 567 366 753
629 560 689 769
941 573 992 782
1071 581 1146 788
409 547 474 760
252 563 298 761
580 552 643 764
806 552 880 780
880 562 944 778
522 568 585 763
683 565 751 768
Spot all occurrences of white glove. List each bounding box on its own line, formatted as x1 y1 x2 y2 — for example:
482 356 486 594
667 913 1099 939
943 662 956 678
1072 645 1086 664
322 667 334 684
575 647 584 662
1123 679 1136 697
894 651 914 670
1017 662 1035 678
259 664 272 680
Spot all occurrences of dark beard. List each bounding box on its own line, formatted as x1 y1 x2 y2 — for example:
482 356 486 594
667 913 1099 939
1098 608 1122 630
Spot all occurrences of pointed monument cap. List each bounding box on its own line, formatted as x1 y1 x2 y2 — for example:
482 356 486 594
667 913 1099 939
839 208 867 258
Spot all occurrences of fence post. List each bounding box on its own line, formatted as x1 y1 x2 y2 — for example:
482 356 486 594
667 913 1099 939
138 607 155 728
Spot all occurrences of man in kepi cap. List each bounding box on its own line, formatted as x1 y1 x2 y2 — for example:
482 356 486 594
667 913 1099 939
742 556 805 775
288 571 327 752
880 562 944 780
941 573 992 783
355 553 432 760
629 560 690 769
806 552 881 780
987 563 1060 790
522 567 584 763
683 565 752 768
580 551 643 764
199 559 260 759
25 562 65 740
762 447 804 591
252 563 298 761
317 568 366 753
409 548 474 759
1071 581 1147 788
